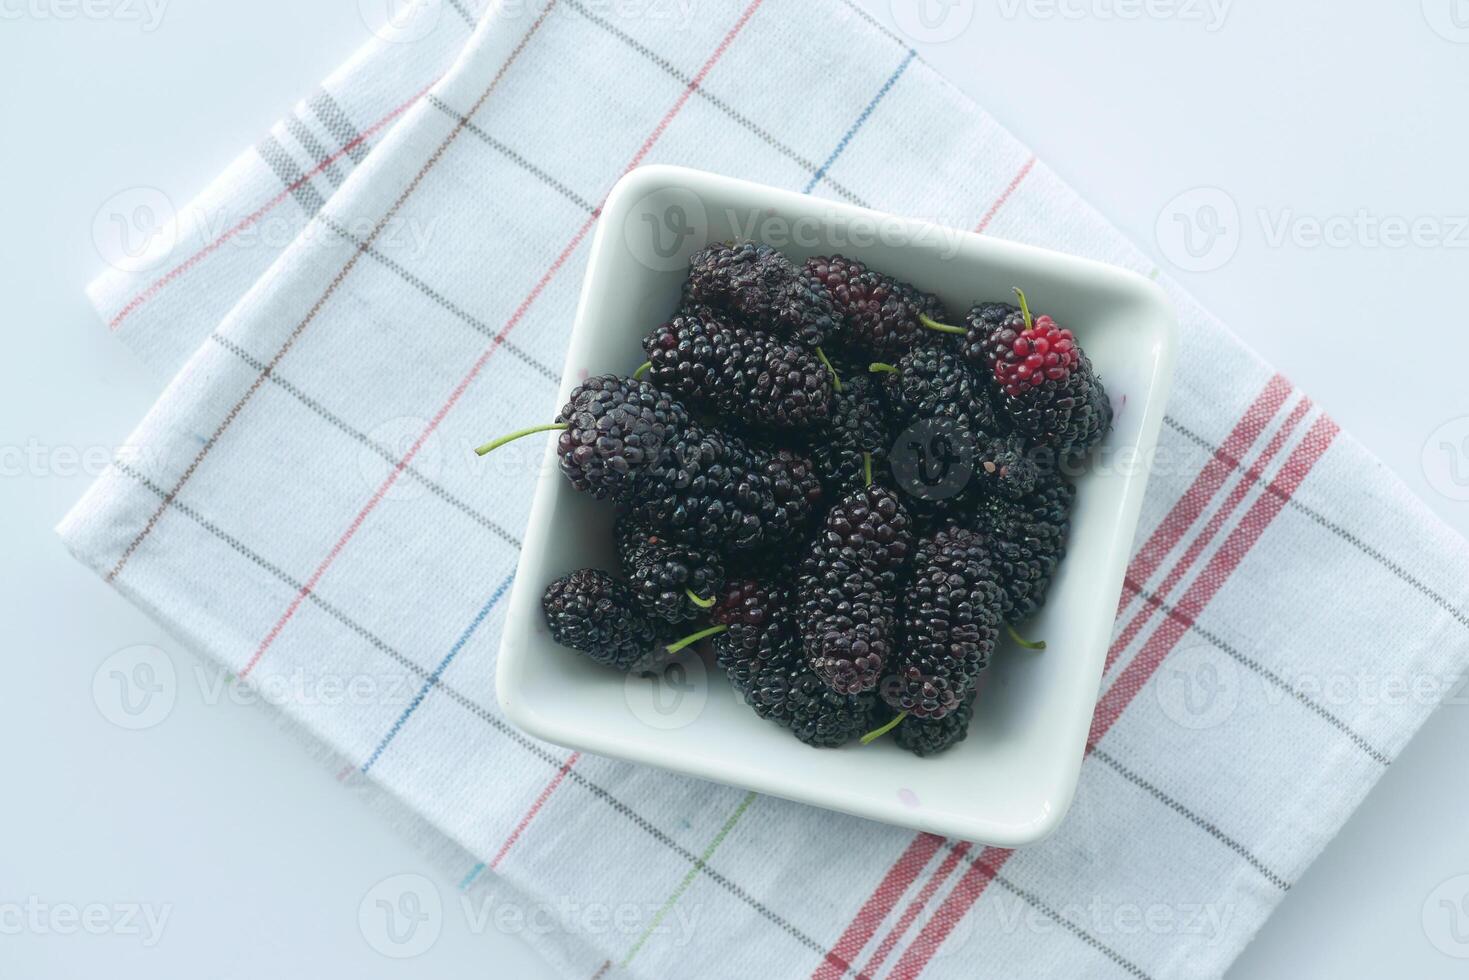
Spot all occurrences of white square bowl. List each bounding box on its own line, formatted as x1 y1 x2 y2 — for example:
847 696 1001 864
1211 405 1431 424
497 165 1177 847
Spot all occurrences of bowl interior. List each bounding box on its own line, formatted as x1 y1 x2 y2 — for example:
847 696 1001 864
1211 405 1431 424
497 166 1176 846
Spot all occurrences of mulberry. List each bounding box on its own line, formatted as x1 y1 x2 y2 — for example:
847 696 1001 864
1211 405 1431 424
880 528 1004 720
613 516 724 623
798 485 914 694
542 569 656 670
804 254 950 354
642 307 831 430
684 242 840 347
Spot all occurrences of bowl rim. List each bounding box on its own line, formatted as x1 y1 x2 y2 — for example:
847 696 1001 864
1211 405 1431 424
496 163 1180 847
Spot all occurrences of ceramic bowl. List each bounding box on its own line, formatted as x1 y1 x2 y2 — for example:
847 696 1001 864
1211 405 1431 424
496 165 1177 847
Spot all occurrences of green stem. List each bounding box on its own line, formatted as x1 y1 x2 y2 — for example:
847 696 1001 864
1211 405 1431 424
863 451 874 488
685 590 716 610
919 314 966 336
475 423 568 457
816 346 842 392
1012 287 1034 331
868 362 898 375
861 711 909 745
633 361 653 380
664 624 726 655
1007 624 1046 651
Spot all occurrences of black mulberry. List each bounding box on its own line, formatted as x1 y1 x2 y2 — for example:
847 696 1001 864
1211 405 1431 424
798 485 914 694
643 307 831 430
613 516 724 623
871 345 996 434
806 369 889 496
804 254 949 355
745 635 875 747
895 696 977 757
685 242 840 347
542 569 656 670
711 579 796 694
966 471 1075 623
631 429 818 551
880 528 1004 720
973 432 1042 501
550 375 689 501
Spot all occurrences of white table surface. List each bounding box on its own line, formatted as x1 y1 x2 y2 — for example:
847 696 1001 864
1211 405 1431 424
3 2 1467 977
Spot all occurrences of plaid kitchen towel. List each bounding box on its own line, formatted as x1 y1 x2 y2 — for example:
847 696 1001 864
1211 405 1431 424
88 0 490 376
63 2 1469 978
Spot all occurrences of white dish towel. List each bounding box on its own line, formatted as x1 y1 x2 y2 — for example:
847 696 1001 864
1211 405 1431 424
65 2 1469 977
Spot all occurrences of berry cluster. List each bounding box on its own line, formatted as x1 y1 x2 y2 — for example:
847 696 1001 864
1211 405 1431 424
488 243 1111 755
